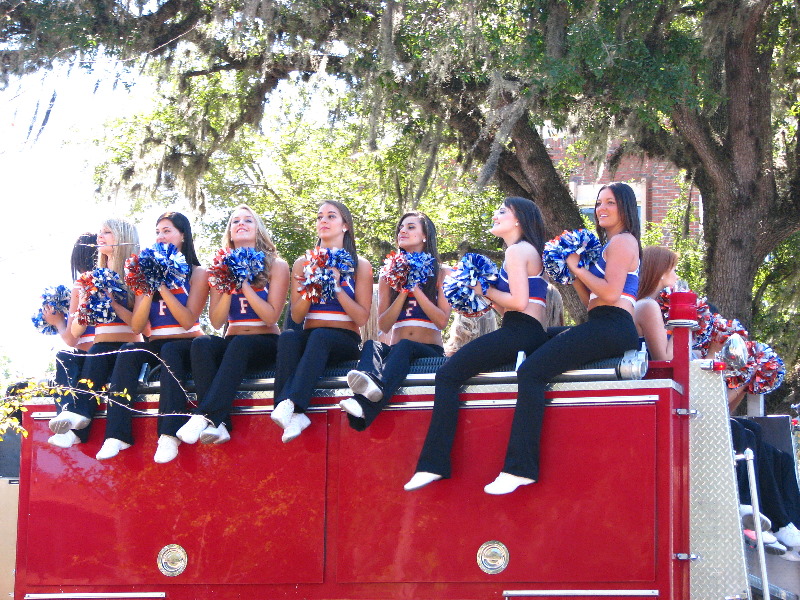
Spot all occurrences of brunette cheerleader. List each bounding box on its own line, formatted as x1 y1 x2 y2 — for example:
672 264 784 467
483 182 642 495
405 197 549 491
271 201 373 442
339 212 450 430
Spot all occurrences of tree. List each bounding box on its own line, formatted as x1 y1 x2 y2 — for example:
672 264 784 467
3 0 800 327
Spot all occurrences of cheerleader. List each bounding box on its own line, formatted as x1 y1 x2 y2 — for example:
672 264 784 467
633 246 678 361
405 197 549 491
481 182 642 495
41 233 98 448
175 205 289 448
48 219 141 446
95 212 209 462
339 212 450 430
270 201 373 442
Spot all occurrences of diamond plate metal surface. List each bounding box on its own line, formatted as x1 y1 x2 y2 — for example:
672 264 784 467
688 361 750 599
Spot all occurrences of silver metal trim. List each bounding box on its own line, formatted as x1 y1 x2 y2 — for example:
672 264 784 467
503 591 658 597
476 540 510 574
24 594 166 599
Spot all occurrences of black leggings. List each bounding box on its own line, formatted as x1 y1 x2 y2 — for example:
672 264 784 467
347 339 444 431
103 338 195 443
415 311 548 478
509 305 639 479
274 328 361 412
190 334 279 427
53 349 89 442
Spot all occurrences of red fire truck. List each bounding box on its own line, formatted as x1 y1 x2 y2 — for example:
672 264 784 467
12 293 797 599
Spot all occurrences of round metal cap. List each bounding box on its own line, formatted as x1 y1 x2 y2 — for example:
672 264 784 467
477 540 509 574
157 544 188 576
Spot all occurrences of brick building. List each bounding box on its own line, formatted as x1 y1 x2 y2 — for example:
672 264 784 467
545 137 702 239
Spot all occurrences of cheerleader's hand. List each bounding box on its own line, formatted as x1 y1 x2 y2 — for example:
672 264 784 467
565 253 580 271
42 306 64 326
330 267 341 287
471 282 485 296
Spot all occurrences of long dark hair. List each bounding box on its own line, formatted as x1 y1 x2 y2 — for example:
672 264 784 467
595 182 642 256
157 212 201 267
390 211 441 303
317 200 359 281
504 196 545 252
71 232 98 280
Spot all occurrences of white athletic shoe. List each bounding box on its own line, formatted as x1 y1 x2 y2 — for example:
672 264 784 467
48 410 90 434
47 431 81 449
281 413 311 443
346 370 383 403
200 423 231 445
271 399 295 430
176 415 209 445
153 435 181 463
484 472 536 495
775 523 800 548
339 398 364 419
96 438 131 461
403 472 442 491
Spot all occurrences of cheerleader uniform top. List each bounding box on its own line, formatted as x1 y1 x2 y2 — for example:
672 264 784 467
394 291 440 331
78 325 95 346
95 313 134 335
306 277 356 323
227 286 271 332
494 263 548 308
587 244 639 305
148 283 202 337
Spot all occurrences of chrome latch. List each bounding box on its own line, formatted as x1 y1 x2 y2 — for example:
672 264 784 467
674 408 699 417
674 552 701 561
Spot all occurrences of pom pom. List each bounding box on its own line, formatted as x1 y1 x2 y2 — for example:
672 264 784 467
543 229 602 285
31 284 72 335
125 243 189 295
379 250 435 292
296 247 355 303
443 253 499 317
75 269 126 326
207 247 265 293
746 341 785 395
379 251 409 292
708 314 748 346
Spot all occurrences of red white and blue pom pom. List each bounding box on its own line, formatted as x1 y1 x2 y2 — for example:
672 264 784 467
690 298 713 353
543 229 602 285
297 247 356 303
380 250 435 292
380 251 409 292
443 253 499 317
125 243 189 295
207 247 266 294
31 284 71 334
75 269 126 325
708 314 749 346
745 341 785 395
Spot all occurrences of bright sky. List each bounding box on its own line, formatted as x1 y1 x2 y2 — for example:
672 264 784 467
0 61 162 382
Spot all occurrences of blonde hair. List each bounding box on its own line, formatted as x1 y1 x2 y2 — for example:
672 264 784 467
222 204 278 287
98 218 139 308
444 311 499 356
543 284 564 328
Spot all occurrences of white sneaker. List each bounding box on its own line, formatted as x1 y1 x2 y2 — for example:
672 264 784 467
281 413 311 443
271 399 295 430
200 423 231 445
176 415 209 444
775 523 800 548
346 370 383 403
744 528 778 545
740 504 772 532
96 438 131 460
153 435 180 463
339 398 364 419
403 472 442 491
49 410 90 434
47 431 81 449
780 548 800 561
484 472 536 495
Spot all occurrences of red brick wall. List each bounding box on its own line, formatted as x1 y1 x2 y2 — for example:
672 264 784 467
545 137 702 241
